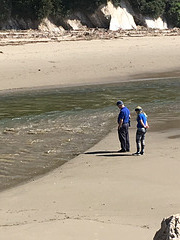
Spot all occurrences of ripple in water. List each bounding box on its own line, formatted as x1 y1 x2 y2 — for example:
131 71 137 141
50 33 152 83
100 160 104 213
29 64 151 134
0 78 179 191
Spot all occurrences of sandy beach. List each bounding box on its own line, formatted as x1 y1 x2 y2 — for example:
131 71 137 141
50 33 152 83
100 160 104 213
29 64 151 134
0 127 180 240
0 36 180 239
0 36 180 91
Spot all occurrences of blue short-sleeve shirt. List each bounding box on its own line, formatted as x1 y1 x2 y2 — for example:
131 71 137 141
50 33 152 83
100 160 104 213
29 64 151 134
137 113 147 128
118 107 130 124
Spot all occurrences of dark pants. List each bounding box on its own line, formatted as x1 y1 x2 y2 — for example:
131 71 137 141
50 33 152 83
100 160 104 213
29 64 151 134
118 123 130 151
136 128 146 153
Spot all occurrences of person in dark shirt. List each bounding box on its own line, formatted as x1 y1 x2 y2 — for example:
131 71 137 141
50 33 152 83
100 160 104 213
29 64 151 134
117 100 130 152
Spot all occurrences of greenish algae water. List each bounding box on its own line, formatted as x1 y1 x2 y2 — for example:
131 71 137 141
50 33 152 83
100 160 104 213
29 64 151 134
0 78 179 191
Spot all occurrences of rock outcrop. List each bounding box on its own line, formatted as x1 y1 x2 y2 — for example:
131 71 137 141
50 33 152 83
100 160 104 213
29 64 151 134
63 0 168 31
0 0 170 31
144 17 168 29
38 18 65 33
101 0 136 30
154 214 180 240
0 17 38 30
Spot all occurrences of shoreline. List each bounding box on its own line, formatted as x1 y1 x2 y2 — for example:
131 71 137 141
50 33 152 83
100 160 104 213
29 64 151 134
0 73 179 95
0 127 180 240
0 36 180 239
0 113 179 193
0 76 179 193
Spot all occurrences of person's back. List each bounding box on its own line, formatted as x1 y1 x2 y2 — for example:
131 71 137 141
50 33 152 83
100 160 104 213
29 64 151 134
134 106 149 155
118 106 130 124
117 100 130 152
137 112 147 128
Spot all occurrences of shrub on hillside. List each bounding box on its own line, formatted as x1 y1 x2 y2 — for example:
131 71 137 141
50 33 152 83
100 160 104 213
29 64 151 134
128 0 166 18
166 0 180 27
11 0 53 20
0 0 180 28
0 0 11 21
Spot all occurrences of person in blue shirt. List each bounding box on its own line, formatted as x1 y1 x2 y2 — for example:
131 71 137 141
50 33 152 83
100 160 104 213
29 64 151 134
117 100 130 152
134 106 149 155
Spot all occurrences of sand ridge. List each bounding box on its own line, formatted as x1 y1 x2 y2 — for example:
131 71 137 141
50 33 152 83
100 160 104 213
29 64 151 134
0 36 180 92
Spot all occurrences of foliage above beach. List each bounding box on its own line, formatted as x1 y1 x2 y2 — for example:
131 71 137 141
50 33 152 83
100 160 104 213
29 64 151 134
166 0 180 27
0 0 180 27
128 0 166 19
129 0 180 27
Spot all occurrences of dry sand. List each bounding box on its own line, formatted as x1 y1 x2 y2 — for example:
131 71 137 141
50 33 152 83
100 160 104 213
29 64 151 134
0 127 180 240
0 36 180 239
0 36 180 91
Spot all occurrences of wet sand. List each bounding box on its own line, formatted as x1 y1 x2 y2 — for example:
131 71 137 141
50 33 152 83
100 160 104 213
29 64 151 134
0 127 180 240
0 36 180 239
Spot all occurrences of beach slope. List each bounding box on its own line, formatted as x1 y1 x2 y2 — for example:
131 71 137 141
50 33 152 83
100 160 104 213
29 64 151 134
0 127 180 240
0 36 180 91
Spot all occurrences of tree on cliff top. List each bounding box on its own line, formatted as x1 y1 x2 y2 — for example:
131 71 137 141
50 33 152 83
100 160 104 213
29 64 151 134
11 0 53 20
61 0 106 13
0 0 11 21
0 0 180 28
166 0 180 27
128 0 167 18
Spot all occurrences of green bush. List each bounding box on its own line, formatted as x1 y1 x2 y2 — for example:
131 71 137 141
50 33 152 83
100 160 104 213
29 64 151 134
61 0 107 13
141 1 166 18
11 0 33 19
51 0 64 17
0 0 180 28
36 0 53 19
129 0 166 18
166 0 180 27
0 0 11 21
11 0 53 20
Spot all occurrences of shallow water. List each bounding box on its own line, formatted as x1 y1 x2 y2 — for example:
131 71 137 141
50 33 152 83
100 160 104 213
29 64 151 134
0 78 179 191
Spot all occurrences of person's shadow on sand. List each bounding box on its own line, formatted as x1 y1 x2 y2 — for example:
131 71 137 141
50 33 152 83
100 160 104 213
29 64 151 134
85 151 133 157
